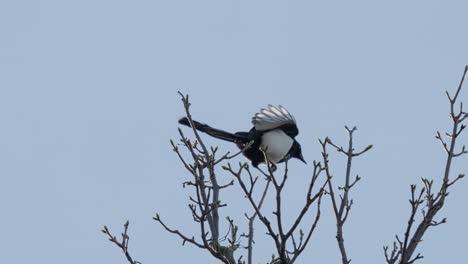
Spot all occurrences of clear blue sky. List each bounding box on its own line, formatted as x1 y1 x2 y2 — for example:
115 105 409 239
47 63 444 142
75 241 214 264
1 0 467 263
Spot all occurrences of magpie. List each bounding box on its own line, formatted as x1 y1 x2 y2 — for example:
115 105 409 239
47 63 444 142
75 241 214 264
178 105 306 170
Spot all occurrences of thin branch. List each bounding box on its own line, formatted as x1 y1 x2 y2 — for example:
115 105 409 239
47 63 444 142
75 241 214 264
246 177 272 264
155 93 250 264
153 214 206 249
384 66 468 264
324 127 372 264
226 146 327 264
290 194 324 263
224 163 281 253
102 221 142 264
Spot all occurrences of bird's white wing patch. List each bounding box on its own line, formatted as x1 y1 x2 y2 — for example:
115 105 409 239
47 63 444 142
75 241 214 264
252 105 296 131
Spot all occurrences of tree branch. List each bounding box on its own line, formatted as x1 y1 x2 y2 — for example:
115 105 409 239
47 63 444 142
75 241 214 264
245 177 272 264
102 221 142 264
384 65 468 264
154 93 247 264
323 126 372 264
153 214 206 249
225 147 328 264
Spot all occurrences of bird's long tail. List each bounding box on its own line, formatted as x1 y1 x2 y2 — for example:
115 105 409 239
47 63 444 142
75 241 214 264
178 117 246 143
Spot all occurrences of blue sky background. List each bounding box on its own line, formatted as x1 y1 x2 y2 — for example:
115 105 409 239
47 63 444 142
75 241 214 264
1 0 467 263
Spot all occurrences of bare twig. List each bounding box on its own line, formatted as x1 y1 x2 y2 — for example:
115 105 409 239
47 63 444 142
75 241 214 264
323 126 372 264
224 162 282 256
384 66 468 264
225 148 328 264
102 221 142 264
154 93 248 264
153 214 206 248
245 177 271 264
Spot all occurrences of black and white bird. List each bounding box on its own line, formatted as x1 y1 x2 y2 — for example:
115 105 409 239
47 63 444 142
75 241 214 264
178 105 306 170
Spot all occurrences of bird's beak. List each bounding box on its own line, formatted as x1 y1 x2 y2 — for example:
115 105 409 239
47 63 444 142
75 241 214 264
299 153 307 164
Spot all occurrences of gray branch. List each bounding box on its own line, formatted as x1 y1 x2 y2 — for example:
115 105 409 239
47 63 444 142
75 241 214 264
324 126 372 264
384 65 468 264
225 151 328 264
102 221 141 264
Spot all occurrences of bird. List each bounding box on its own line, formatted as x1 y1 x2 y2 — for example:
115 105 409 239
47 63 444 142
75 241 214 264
178 105 306 171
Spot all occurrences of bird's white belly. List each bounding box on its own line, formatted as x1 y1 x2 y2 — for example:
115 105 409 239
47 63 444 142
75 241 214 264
260 129 294 163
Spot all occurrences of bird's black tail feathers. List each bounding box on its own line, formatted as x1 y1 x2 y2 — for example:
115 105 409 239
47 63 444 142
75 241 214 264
178 117 247 143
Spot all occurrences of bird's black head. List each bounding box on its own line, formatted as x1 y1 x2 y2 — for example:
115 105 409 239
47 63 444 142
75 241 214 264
290 141 306 164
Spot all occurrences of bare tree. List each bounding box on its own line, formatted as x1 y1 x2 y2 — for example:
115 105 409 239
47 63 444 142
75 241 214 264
384 66 468 264
102 66 467 264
